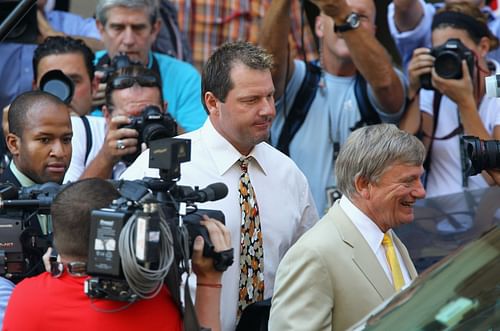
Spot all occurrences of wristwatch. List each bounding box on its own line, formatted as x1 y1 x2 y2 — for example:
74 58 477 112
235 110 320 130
334 12 361 33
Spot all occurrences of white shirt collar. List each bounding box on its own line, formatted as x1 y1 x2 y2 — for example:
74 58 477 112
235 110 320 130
200 119 268 176
339 195 386 253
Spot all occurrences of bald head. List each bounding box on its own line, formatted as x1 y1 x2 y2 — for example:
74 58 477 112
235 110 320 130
9 91 68 137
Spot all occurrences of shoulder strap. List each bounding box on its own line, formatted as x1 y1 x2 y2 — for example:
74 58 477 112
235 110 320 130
276 61 321 155
80 116 93 165
351 73 381 131
423 92 442 188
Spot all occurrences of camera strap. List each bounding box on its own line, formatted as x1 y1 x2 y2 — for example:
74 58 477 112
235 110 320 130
80 116 93 165
423 92 443 188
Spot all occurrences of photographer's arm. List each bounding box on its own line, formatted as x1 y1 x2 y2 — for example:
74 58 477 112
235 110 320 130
79 115 138 180
259 0 294 100
432 61 494 140
36 10 104 52
192 216 231 331
392 0 425 32
314 0 405 114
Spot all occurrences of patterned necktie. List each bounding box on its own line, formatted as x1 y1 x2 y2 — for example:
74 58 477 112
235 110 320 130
238 157 264 315
382 233 405 291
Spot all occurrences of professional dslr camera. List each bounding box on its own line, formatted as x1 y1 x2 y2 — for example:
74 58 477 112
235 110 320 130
85 138 233 302
96 52 142 84
462 136 500 177
0 182 61 283
120 105 178 165
420 38 475 90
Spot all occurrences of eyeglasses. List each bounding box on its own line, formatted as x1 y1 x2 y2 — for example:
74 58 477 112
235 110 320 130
110 75 161 90
50 261 87 278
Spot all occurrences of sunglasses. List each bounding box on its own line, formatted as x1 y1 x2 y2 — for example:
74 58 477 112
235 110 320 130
110 75 161 90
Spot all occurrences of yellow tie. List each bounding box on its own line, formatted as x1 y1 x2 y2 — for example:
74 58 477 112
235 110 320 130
382 233 405 291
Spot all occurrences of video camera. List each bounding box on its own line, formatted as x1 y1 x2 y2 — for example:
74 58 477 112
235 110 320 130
120 105 178 165
420 38 475 90
85 138 233 302
0 182 61 283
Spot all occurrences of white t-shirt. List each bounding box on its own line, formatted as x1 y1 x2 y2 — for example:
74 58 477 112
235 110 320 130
420 61 500 197
64 116 105 183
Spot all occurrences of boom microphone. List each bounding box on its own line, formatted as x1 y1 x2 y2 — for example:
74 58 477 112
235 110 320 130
187 183 228 203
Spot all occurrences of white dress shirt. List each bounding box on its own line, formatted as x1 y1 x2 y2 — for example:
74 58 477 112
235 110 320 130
339 196 411 287
122 119 319 331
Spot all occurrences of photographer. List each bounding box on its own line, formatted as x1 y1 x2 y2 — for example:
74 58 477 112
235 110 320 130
3 178 230 331
399 2 500 197
71 65 176 180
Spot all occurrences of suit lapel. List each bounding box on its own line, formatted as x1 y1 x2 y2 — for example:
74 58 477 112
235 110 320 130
330 203 395 300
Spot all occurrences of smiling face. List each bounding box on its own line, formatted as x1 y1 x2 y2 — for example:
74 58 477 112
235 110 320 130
97 6 160 65
360 162 426 232
8 102 72 184
206 63 275 155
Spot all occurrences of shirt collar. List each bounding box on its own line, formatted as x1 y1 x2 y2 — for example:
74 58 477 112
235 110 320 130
201 119 268 176
10 161 36 187
339 195 387 252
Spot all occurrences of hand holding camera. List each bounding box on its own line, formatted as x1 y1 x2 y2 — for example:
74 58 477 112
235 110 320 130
413 38 476 104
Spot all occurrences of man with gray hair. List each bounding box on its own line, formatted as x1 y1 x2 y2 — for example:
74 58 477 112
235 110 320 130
269 123 426 331
93 0 206 132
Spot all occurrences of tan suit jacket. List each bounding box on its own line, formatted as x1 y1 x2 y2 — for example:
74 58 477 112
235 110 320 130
269 202 417 331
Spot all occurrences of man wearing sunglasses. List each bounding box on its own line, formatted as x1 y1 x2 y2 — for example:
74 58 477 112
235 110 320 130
69 65 170 180
93 0 206 132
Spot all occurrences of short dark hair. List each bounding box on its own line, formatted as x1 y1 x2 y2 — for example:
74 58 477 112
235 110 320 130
201 41 273 114
51 178 120 259
33 36 95 82
9 90 67 136
105 64 163 111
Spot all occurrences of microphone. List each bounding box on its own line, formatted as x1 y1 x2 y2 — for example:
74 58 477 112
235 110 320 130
187 183 228 203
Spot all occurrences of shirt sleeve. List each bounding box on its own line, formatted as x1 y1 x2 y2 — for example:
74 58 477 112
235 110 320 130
387 0 436 71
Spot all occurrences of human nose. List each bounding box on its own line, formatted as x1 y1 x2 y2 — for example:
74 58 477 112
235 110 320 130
50 141 66 158
260 97 276 117
412 179 426 199
122 27 136 46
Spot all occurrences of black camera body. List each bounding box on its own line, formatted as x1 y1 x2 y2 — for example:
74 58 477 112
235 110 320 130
96 53 142 84
462 136 500 176
0 182 62 283
120 105 178 165
420 38 475 90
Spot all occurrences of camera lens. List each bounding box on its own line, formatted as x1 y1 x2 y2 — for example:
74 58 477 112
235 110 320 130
435 51 462 79
462 136 500 176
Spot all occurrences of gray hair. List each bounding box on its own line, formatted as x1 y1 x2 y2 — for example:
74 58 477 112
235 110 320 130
335 124 426 198
96 0 159 25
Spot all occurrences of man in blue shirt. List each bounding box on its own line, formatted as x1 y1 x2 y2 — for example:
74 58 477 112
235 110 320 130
93 0 206 132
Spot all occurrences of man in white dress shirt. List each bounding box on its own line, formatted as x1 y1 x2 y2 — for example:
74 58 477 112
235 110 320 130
121 41 319 331
269 123 426 331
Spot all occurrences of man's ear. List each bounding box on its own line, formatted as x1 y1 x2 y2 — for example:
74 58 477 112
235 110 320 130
354 175 371 199
96 20 105 35
151 19 162 40
204 92 219 116
315 15 324 38
102 105 112 122
6 133 20 156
